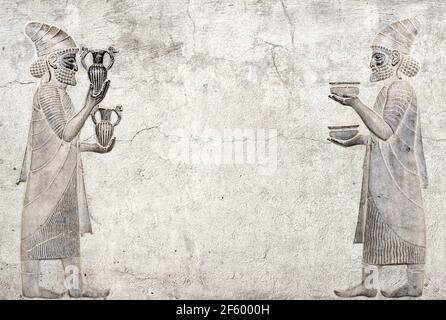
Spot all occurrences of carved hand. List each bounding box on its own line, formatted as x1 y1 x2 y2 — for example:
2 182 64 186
81 137 116 153
327 133 369 148
95 137 116 154
328 94 359 108
86 80 110 108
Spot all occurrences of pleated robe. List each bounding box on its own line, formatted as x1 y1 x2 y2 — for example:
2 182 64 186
18 84 92 260
354 80 428 265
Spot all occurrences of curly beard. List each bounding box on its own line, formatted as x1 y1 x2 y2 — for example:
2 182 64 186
370 63 394 83
55 65 77 86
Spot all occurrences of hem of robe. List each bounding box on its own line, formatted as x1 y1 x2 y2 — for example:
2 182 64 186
21 169 81 261
362 194 425 265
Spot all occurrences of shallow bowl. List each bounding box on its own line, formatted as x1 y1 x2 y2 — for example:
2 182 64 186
330 86 359 97
328 125 359 140
329 82 360 97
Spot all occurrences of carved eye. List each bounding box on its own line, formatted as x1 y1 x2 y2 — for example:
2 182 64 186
373 53 385 66
375 54 383 61
61 55 77 69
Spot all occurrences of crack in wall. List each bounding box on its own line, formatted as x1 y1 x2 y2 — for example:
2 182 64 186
280 0 295 47
0 80 34 88
187 0 197 52
116 124 330 145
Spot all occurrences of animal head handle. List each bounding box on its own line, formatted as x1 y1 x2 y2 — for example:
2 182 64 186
104 46 118 70
111 105 123 127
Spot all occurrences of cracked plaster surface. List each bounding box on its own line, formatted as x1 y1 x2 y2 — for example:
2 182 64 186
1 0 446 299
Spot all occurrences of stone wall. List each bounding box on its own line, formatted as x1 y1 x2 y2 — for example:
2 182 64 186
0 0 445 299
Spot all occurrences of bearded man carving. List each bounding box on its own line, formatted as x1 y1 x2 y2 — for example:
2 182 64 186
328 18 428 298
18 22 115 298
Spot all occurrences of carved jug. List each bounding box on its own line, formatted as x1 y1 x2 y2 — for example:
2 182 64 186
81 46 118 95
91 105 123 147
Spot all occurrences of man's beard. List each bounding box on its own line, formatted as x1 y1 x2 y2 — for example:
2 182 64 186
55 66 77 86
370 64 394 83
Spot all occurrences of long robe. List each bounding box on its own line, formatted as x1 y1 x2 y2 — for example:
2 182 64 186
354 80 428 265
18 84 92 261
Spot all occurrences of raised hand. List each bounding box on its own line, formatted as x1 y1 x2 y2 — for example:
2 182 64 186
86 80 110 108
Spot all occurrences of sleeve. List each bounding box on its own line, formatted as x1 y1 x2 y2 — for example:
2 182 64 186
37 85 67 139
383 81 413 132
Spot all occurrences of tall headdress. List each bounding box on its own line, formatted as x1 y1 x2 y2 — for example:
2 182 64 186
371 18 421 54
24 22 78 78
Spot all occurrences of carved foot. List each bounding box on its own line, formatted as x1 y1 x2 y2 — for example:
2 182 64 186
22 287 64 299
69 286 110 299
334 284 377 298
381 284 422 298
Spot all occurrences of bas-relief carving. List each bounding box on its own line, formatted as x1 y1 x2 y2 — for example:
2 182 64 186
17 21 121 298
328 18 428 298
12 15 432 300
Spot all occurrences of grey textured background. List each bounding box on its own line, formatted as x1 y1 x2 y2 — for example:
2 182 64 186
1 0 446 299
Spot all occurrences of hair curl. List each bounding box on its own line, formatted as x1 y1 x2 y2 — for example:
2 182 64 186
399 54 420 78
29 57 48 78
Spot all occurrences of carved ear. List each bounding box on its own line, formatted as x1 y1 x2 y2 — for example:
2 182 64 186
391 50 401 66
47 53 58 69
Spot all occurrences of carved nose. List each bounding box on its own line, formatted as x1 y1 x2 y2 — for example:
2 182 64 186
73 64 78 72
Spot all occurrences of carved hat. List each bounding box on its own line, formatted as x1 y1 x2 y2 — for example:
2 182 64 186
24 21 78 57
371 18 421 54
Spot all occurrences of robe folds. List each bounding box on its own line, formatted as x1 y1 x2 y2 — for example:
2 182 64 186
354 80 428 265
18 84 92 261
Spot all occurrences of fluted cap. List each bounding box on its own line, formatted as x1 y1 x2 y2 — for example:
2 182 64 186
371 18 421 54
24 21 78 57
